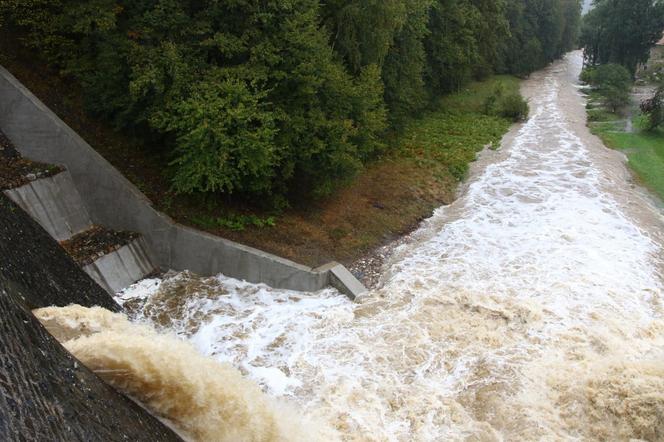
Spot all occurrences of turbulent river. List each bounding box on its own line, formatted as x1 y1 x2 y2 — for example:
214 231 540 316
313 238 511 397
41 52 664 440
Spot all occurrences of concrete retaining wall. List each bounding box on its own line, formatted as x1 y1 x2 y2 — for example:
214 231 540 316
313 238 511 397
0 66 366 298
83 237 157 293
3 171 92 241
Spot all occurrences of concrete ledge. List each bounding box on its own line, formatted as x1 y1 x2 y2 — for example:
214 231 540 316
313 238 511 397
0 65 367 298
83 237 156 294
3 171 92 241
316 262 368 300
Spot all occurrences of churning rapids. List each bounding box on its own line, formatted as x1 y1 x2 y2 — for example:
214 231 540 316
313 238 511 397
37 52 664 441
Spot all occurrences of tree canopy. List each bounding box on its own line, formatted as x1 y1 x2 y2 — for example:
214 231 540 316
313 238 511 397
580 0 664 73
1 0 582 204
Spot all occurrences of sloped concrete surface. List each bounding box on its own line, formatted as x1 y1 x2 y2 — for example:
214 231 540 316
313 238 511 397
0 195 181 441
83 237 156 294
0 195 116 310
316 262 368 301
0 66 366 298
3 170 91 241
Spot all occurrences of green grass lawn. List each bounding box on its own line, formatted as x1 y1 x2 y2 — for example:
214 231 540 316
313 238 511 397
591 119 664 201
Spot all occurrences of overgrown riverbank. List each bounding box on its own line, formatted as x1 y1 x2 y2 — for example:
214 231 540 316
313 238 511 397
585 83 664 203
0 40 520 268
592 120 664 202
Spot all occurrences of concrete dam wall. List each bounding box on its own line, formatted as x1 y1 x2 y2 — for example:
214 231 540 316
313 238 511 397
0 195 181 441
0 65 366 298
2 164 158 293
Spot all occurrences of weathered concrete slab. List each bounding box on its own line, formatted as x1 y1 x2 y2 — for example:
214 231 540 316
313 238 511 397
316 262 368 300
0 196 180 441
83 237 157 294
3 170 91 241
0 285 182 442
0 195 116 310
0 65 367 298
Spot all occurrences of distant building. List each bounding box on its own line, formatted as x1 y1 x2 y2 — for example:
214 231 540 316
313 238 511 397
639 33 664 77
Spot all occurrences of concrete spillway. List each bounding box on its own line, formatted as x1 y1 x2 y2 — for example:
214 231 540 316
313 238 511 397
2 167 158 294
3 170 91 241
0 195 180 440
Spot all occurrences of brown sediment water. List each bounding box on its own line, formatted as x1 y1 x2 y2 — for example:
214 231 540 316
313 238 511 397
33 305 336 441
36 51 664 441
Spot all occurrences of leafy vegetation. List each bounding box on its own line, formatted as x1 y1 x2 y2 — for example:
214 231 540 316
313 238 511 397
592 121 664 201
0 0 581 206
192 214 277 232
581 64 632 111
580 0 664 74
483 84 529 122
400 76 519 181
640 83 664 130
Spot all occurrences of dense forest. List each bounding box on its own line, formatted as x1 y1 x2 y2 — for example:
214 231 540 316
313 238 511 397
580 0 664 74
1 0 581 204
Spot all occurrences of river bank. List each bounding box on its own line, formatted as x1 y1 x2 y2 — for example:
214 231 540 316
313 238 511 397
0 34 519 271
350 122 521 288
586 84 664 205
112 51 664 440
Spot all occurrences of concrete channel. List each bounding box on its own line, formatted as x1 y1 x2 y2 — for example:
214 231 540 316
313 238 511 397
0 66 366 299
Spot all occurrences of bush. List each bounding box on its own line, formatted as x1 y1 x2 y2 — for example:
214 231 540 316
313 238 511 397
482 83 528 122
153 77 277 195
483 83 506 115
640 85 664 131
497 93 529 122
580 67 597 85
584 64 632 112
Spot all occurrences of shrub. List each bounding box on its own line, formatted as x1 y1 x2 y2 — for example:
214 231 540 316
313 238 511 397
590 64 632 112
152 77 277 195
640 85 664 131
483 83 506 116
497 93 529 122
580 67 597 85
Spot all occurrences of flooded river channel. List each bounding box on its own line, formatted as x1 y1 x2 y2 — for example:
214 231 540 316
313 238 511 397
116 52 664 441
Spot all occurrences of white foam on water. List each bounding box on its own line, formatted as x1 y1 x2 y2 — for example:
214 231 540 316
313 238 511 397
118 52 664 441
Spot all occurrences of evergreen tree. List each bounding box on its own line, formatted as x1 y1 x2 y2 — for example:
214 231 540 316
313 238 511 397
0 0 583 202
382 0 433 124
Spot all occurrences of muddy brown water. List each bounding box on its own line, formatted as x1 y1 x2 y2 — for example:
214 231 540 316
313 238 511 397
40 52 664 441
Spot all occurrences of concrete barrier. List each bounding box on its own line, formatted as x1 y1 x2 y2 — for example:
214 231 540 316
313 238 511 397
3 170 158 293
0 66 367 298
83 237 157 293
3 171 92 241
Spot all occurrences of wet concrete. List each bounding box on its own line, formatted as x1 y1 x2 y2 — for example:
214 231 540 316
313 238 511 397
0 195 180 441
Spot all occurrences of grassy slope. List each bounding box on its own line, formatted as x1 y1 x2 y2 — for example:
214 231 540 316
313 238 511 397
0 38 519 267
593 123 664 200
